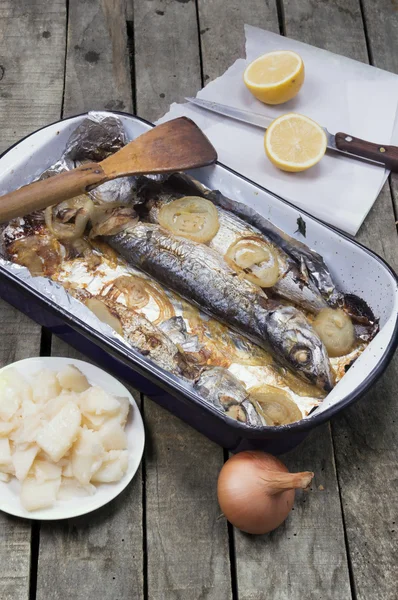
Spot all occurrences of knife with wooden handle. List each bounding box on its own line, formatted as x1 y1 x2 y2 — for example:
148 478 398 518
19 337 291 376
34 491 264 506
186 97 398 172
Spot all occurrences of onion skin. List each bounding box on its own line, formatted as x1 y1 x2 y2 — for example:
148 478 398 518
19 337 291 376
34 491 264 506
217 451 313 535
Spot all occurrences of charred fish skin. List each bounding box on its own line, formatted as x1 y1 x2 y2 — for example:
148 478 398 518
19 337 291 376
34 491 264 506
107 222 334 390
136 176 328 314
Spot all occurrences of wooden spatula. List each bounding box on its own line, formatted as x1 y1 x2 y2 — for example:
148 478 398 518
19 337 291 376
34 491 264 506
0 117 217 224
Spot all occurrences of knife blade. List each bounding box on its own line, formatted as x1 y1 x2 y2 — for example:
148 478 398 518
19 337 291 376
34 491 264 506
185 97 398 171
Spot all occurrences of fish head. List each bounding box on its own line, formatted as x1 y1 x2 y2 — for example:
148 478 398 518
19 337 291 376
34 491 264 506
265 306 334 392
194 367 249 410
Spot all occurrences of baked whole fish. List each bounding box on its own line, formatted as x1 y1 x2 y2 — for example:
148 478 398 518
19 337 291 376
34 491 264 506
136 174 378 341
106 221 334 391
136 176 328 314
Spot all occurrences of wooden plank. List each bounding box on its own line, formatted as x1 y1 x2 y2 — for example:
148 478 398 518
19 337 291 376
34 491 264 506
0 308 43 600
360 0 398 74
359 0 398 235
0 0 66 152
36 3 144 600
0 1 66 599
233 425 352 600
37 340 144 600
63 0 133 116
197 0 279 83
331 185 398 600
337 36 398 600
283 2 398 599
283 0 368 61
144 399 233 600
133 2 232 597
198 1 352 597
133 0 202 122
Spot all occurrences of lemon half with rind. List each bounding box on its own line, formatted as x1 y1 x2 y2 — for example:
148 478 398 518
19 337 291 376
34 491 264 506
244 51 304 105
264 113 327 172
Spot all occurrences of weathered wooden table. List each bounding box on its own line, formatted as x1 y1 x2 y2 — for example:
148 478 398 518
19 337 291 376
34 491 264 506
1 1 397 599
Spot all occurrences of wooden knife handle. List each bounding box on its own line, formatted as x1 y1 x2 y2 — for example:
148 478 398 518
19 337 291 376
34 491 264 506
335 132 398 172
0 162 108 224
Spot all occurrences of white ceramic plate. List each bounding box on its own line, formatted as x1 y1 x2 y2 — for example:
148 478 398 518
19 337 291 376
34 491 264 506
0 356 145 520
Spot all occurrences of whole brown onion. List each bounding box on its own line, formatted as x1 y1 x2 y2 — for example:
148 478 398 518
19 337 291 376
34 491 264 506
217 451 314 535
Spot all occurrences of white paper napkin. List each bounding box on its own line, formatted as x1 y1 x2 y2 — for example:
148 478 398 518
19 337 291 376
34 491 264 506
156 26 398 235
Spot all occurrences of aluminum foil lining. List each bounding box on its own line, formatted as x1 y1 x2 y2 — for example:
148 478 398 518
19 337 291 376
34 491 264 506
63 112 127 162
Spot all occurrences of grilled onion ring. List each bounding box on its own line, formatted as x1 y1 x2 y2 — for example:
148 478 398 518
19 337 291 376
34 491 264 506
313 308 355 357
85 298 123 336
106 275 175 325
248 385 302 426
225 237 279 288
158 196 219 243
45 195 95 241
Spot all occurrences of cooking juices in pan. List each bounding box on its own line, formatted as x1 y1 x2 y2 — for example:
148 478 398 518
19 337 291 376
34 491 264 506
1 115 378 428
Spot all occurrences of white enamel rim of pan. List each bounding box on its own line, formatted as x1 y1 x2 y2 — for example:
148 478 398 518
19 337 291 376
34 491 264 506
0 357 145 520
0 111 397 437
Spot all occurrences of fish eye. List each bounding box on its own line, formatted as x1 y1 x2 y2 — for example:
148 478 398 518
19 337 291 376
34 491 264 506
291 345 311 365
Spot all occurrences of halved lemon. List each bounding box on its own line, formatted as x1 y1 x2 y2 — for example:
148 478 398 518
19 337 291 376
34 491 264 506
243 51 304 105
264 113 327 172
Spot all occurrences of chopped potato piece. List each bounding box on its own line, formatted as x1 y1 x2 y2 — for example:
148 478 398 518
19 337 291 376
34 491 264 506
0 422 15 437
0 370 32 421
0 438 12 468
31 369 62 404
80 412 108 431
91 450 128 483
42 391 79 419
57 477 96 500
79 386 121 416
0 370 24 421
12 444 39 481
20 477 61 511
36 402 81 462
71 427 104 485
20 399 40 419
115 396 130 427
0 395 20 422
33 459 62 484
0 471 11 482
99 419 127 451
11 414 44 445
57 365 90 393
62 461 73 478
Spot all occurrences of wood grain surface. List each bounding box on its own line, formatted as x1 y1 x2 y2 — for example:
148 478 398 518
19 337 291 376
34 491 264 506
283 1 398 598
0 1 397 599
0 1 66 599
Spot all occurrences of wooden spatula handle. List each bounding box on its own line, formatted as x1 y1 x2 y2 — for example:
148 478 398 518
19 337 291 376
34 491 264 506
335 132 398 172
0 162 108 223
